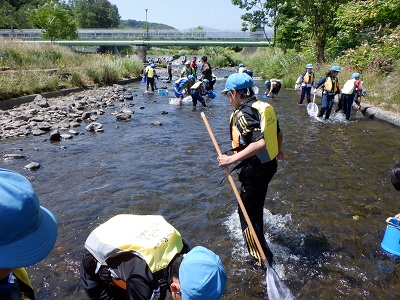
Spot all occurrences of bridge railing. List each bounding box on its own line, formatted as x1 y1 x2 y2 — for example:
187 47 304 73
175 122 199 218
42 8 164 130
0 28 269 40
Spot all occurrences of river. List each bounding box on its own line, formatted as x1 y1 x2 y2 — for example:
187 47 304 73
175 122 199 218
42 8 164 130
1 69 400 299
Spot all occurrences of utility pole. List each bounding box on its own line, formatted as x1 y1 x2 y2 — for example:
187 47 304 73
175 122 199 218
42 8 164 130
145 9 149 39
9 10 14 36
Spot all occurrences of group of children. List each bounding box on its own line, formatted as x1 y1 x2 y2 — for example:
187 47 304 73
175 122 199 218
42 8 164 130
295 63 366 120
171 75 211 107
171 56 217 107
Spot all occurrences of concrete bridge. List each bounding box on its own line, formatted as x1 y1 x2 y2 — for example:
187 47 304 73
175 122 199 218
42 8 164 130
2 28 272 62
0 28 270 40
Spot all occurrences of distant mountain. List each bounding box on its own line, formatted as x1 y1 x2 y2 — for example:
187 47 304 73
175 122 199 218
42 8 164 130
120 19 176 30
183 26 224 32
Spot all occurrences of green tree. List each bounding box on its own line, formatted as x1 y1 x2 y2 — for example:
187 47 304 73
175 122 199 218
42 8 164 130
333 0 400 62
337 0 400 31
0 0 42 29
0 2 14 29
291 0 348 62
231 0 279 44
28 0 78 42
274 2 303 51
232 0 350 62
70 0 120 28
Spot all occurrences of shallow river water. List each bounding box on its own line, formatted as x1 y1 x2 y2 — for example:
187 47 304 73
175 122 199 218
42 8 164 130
1 69 400 299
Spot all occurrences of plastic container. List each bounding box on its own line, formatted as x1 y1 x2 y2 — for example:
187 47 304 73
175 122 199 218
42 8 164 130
208 91 216 99
158 89 168 96
263 94 269 99
381 217 400 256
141 77 146 83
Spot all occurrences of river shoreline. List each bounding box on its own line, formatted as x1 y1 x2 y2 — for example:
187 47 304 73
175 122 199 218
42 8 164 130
1 72 399 142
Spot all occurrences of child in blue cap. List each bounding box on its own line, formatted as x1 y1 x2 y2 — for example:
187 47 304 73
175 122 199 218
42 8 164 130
296 63 315 104
338 72 366 120
313 66 341 119
0 168 58 300
173 246 227 300
218 72 284 268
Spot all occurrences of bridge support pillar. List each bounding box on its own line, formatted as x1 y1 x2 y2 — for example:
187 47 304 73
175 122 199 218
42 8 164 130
136 46 149 63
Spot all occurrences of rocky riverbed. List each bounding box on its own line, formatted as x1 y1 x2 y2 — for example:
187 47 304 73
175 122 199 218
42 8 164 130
1 76 399 146
0 84 139 141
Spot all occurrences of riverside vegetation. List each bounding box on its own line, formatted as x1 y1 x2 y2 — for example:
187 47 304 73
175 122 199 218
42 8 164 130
243 26 400 114
1 33 399 114
0 38 143 100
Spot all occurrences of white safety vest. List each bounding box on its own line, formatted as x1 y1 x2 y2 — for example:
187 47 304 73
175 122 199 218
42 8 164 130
342 79 356 94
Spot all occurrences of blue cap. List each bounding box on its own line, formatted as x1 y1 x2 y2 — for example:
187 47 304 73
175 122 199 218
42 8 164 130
188 75 195 81
168 61 172 64
0 168 58 268
243 69 253 77
351 72 360 79
306 63 313 69
264 80 270 87
330 66 340 72
222 73 253 93
239 63 244 67
179 246 227 300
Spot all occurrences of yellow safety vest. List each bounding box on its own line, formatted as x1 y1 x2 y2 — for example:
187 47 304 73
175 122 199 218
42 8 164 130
324 77 339 93
303 72 314 84
85 215 183 274
14 268 34 300
1 268 35 300
230 100 278 163
147 68 155 78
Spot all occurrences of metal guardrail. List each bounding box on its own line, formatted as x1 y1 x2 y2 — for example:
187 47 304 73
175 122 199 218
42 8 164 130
23 40 272 47
0 28 270 40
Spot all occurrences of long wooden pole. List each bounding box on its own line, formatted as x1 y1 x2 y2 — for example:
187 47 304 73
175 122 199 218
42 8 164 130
201 112 270 268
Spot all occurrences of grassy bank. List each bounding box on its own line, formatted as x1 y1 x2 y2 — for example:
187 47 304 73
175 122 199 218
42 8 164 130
1 37 399 114
0 38 143 100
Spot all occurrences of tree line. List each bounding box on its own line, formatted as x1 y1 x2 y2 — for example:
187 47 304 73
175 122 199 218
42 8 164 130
232 0 400 62
0 0 173 42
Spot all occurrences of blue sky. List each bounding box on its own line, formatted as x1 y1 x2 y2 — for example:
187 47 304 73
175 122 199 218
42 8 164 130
108 0 246 31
